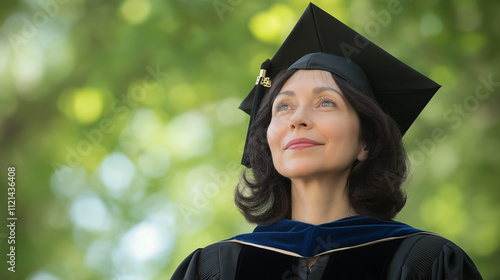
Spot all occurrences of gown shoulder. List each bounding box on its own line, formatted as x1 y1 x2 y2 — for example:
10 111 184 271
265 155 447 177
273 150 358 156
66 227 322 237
388 234 482 280
171 242 244 280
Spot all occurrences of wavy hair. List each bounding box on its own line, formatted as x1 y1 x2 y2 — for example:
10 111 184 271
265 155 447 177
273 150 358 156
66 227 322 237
235 68 408 225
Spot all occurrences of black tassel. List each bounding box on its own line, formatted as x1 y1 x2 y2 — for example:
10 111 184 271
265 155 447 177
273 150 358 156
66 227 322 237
241 59 272 167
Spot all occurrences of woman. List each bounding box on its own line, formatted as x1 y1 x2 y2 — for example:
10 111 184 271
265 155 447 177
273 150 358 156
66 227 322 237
172 4 482 279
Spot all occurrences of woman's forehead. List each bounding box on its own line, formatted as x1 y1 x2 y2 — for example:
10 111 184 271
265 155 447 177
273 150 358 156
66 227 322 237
283 70 339 89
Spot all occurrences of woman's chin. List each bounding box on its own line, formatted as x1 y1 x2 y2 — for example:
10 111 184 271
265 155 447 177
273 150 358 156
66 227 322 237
276 159 351 180
277 163 325 179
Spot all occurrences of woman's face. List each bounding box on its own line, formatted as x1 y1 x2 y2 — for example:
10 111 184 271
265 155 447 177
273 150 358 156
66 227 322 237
267 70 367 180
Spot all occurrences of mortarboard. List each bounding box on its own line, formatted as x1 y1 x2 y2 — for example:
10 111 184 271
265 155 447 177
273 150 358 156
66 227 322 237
239 3 441 167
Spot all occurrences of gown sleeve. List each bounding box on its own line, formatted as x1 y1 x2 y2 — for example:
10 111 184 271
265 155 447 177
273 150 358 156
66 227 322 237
171 248 202 280
388 234 482 280
171 242 243 280
431 241 482 280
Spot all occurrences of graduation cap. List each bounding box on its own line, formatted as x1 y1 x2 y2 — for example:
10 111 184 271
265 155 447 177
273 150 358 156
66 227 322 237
239 3 441 167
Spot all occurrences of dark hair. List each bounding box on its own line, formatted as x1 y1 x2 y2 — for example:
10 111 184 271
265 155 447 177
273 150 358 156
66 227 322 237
235 68 408 225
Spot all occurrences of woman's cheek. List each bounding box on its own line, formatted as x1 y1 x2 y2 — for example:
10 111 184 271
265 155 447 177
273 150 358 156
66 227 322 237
268 116 287 137
267 121 284 158
267 124 275 152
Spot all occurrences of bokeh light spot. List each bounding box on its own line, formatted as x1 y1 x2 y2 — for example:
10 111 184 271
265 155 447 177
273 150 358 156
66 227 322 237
249 4 296 44
111 213 175 276
120 0 151 25
73 88 104 124
99 152 136 197
121 222 166 261
420 13 443 37
70 192 111 232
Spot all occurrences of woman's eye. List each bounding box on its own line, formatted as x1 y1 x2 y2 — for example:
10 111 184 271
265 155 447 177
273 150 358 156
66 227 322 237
279 104 290 111
320 99 335 107
275 101 291 112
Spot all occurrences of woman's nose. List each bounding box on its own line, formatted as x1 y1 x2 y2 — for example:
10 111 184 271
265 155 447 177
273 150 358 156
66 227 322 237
289 107 312 129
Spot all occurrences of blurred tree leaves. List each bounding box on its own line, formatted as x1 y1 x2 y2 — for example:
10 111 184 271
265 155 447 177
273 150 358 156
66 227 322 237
0 0 499 279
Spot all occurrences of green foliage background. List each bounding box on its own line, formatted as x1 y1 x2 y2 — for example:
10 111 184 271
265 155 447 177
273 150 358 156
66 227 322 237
0 0 499 279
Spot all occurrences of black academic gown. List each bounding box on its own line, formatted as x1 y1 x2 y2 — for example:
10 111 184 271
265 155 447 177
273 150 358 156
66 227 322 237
172 217 482 280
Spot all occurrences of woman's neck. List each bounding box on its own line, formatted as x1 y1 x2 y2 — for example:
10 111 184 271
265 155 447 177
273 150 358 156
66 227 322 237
290 174 355 225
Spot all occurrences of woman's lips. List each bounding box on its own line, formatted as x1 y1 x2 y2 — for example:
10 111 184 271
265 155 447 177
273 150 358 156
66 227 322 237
285 138 322 150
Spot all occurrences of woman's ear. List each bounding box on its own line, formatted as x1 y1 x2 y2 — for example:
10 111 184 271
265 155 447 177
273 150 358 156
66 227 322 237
357 144 368 161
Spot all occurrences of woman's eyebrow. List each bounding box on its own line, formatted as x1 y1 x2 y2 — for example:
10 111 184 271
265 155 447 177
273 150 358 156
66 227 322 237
276 87 344 100
276 90 295 97
312 86 344 100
